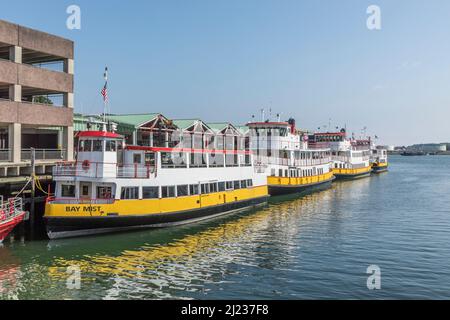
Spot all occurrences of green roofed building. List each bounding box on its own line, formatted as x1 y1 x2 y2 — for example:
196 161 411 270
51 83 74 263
107 114 161 144
235 125 250 136
74 113 167 145
73 113 248 149
73 114 106 132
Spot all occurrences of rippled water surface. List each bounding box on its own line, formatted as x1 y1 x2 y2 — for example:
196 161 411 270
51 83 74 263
1 156 450 299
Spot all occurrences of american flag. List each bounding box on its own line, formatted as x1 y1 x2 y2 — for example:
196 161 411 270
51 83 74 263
101 67 108 103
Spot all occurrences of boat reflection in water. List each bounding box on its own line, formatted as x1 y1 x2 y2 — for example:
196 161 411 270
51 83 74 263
0 247 21 299
0 174 375 299
45 186 342 300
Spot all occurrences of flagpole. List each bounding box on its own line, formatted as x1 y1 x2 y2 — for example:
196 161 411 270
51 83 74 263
102 67 108 131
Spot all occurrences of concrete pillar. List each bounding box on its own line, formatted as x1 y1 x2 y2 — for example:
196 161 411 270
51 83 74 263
9 46 22 64
9 84 21 102
63 126 74 161
64 58 74 75
63 92 74 108
132 131 137 145
8 123 21 163
57 128 64 149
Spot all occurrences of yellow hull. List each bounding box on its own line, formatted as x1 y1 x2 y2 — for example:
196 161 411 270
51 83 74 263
372 162 389 173
267 172 334 188
45 186 269 218
372 162 388 168
332 166 372 179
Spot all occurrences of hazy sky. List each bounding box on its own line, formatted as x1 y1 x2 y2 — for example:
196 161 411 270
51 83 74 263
2 0 450 145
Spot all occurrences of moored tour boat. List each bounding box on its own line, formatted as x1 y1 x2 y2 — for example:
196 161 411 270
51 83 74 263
247 118 334 196
44 117 269 239
311 130 372 180
371 145 389 173
0 198 26 243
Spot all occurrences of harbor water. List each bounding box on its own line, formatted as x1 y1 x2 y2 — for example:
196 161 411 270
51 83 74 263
1 155 450 299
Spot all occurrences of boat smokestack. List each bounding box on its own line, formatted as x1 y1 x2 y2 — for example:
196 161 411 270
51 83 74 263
288 118 296 134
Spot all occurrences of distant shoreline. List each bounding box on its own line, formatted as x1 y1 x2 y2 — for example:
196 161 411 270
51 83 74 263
389 151 450 156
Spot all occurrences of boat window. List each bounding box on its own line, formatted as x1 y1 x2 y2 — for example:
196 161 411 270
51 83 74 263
81 185 90 197
162 186 176 198
201 184 210 194
93 140 103 152
209 153 222 167
279 169 283 177
225 154 238 167
177 185 189 197
190 152 207 168
133 153 142 164
177 153 188 167
226 181 233 190
61 184 75 197
241 180 247 188
233 181 241 190
190 184 200 195
161 152 174 167
218 182 226 192
247 179 253 187
244 154 251 166
121 187 139 200
79 140 92 152
105 140 117 152
145 152 156 166
97 186 112 199
143 187 159 199
209 183 218 193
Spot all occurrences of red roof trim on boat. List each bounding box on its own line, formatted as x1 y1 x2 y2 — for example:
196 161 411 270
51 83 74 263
126 145 252 155
314 132 346 136
247 122 290 126
77 131 122 139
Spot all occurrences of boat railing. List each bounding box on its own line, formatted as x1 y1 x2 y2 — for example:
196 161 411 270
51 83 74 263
254 155 331 167
293 159 331 166
117 164 154 178
308 142 330 150
46 197 115 205
352 146 371 151
331 156 349 163
53 161 155 179
0 197 24 221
